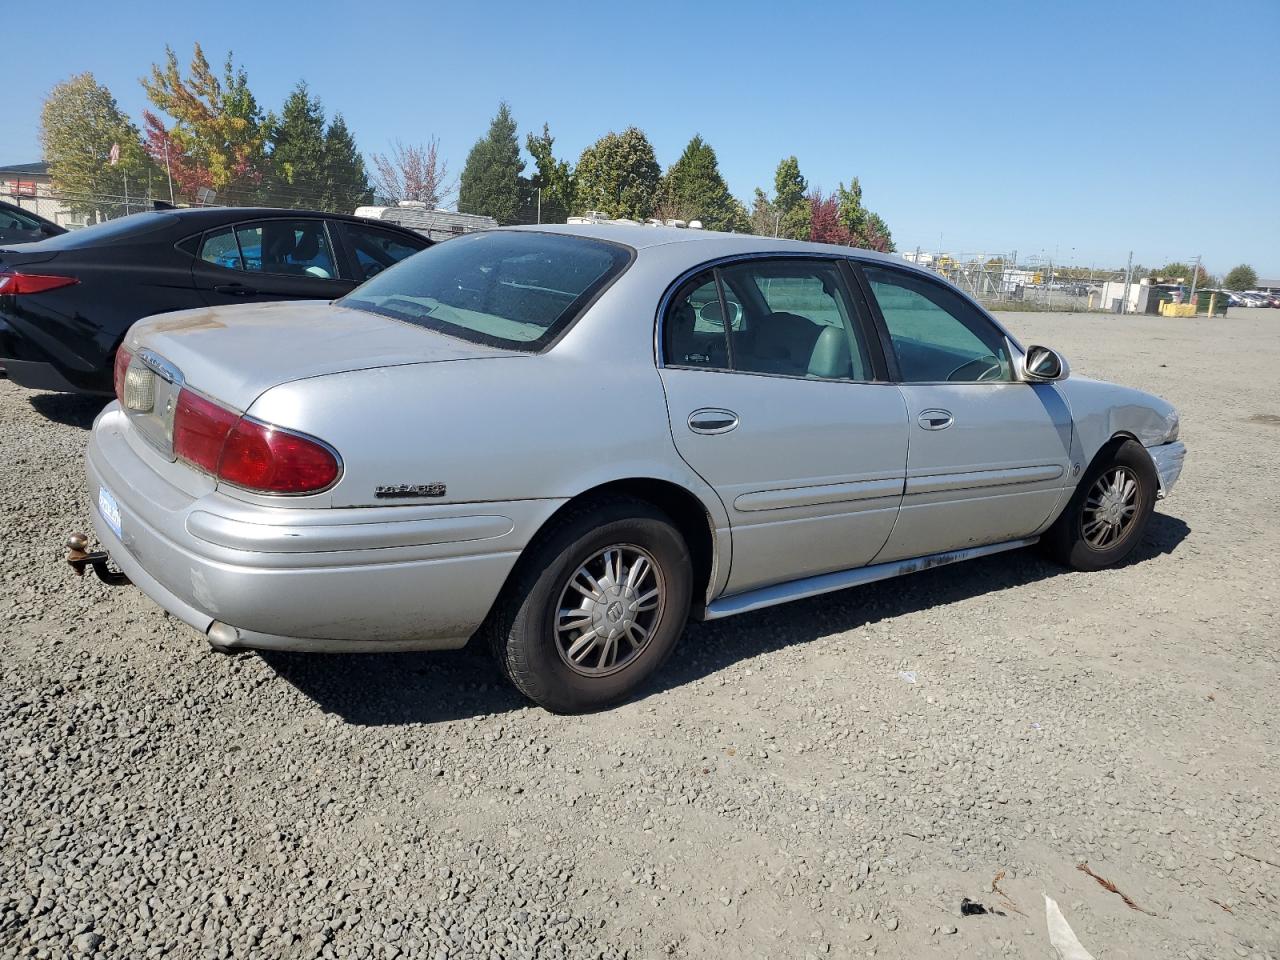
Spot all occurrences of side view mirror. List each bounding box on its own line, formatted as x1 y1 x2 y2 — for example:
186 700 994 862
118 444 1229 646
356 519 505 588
1022 345 1070 382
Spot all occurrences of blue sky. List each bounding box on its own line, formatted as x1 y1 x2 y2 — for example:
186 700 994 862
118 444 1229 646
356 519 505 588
3 0 1277 276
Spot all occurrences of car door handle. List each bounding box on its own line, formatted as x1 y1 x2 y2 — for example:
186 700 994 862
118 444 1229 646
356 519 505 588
688 408 739 435
214 283 257 296
917 409 954 430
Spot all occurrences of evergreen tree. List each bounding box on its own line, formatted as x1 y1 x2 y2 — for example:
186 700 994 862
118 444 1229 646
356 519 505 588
41 73 151 220
772 156 810 240
525 123 575 224
658 135 744 231
835 176 894 252
322 114 372 211
574 127 660 220
749 187 779 237
267 82 327 207
458 102 525 223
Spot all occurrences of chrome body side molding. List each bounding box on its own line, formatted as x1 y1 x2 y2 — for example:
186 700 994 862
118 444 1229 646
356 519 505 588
703 537 1038 621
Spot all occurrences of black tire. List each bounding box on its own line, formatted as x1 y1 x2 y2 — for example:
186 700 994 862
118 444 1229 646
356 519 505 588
486 496 693 713
1042 438 1158 571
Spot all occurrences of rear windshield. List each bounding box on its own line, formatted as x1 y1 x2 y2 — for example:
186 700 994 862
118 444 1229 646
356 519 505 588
339 230 632 350
24 212 177 249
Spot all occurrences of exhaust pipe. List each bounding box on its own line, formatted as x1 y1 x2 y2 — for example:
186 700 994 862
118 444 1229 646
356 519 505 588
66 533 130 586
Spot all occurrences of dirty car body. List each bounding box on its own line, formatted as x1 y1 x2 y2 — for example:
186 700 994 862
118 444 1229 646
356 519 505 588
83 226 1185 711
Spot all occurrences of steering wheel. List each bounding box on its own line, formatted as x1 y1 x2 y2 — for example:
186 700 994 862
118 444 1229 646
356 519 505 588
947 355 1004 382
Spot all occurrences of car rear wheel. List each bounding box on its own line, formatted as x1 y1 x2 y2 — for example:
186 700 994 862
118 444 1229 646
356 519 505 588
487 497 693 713
1043 439 1157 571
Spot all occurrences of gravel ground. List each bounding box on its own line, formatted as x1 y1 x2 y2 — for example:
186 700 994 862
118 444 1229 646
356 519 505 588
1 308 1277 960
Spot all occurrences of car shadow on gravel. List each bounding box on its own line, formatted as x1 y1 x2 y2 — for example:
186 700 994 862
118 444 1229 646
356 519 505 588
261 645 526 726
649 511 1191 698
28 392 110 428
263 513 1188 725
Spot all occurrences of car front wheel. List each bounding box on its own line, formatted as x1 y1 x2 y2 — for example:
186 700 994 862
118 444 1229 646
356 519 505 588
1043 439 1158 571
487 497 693 713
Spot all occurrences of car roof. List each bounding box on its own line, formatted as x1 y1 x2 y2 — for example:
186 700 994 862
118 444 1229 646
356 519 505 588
503 222 918 271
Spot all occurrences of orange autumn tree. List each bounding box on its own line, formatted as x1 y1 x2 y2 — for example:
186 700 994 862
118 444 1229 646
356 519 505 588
141 43 268 201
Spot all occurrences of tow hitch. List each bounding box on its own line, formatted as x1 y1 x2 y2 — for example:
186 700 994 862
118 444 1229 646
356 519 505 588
66 532 130 586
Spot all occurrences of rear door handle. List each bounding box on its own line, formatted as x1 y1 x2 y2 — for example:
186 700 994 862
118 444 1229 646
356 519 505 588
688 408 739 435
214 283 257 296
917 409 954 430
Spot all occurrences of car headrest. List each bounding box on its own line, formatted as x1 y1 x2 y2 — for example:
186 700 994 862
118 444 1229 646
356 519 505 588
808 325 852 379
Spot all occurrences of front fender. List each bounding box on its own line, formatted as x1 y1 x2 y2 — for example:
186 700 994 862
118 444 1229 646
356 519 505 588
1055 376 1178 467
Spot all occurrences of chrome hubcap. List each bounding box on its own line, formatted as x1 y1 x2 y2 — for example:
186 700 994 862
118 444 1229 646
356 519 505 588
1081 466 1139 549
555 544 664 677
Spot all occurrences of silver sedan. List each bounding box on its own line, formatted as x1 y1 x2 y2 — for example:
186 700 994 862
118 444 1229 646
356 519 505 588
81 226 1185 712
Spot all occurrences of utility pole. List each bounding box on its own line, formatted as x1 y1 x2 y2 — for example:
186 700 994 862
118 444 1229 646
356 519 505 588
536 187 542 225
163 141 175 205
1188 253 1202 308
1121 250 1133 314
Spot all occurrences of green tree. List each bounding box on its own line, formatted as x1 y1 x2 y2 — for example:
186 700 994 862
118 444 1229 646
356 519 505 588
525 123 575 224
141 43 268 195
40 73 150 220
266 82 327 207
574 127 661 220
749 187 779 236
321 115 372 211
1223 264 1258 290
1157 261 1210 288
458 102 525 223
772 156 810 240
835 176 894 252
657 135 745 231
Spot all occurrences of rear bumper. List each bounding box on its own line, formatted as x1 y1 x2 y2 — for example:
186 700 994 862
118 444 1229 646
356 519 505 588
1148 440 1186 498
0 317 107 394
87 403 561 652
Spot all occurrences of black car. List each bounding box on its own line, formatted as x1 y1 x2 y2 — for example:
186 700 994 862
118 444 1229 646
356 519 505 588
0 200 67 246
0 207 431 394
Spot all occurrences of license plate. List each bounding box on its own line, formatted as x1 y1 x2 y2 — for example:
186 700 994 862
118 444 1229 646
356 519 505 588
98 486 122 539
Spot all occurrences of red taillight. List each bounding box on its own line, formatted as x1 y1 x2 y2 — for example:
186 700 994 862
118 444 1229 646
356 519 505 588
173 389 240 474
113 347 133 403
0 271 79 295
218 419 340 494
171 388 339 494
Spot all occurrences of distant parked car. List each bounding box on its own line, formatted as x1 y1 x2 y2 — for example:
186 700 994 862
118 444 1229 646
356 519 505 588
0 207 430 394
0 200 66 246
77 225 1186 712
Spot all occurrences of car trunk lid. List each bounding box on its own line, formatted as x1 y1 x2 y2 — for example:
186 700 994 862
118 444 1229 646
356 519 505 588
118 298 520 462
125 298 517 408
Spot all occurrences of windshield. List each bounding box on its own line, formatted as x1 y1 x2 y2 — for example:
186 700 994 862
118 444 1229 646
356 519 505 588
340 230 632 350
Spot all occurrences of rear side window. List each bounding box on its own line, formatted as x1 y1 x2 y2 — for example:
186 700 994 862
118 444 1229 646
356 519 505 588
199 228 242 270
664 258 872 381
341 231 632 351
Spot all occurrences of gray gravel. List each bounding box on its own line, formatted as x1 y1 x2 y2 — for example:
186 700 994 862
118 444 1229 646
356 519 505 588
2 308 1278 959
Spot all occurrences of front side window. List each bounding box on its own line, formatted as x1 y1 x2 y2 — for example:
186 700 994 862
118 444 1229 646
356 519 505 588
664 258 871 381
343 223 427 281
340 230 631 350
233 220 337 279
863 265 1012 382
